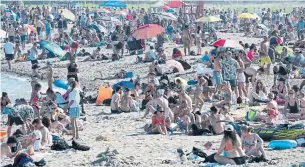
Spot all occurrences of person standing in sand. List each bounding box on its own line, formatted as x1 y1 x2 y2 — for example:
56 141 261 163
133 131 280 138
64 79 81 139
111 86 123 114
3 39 15 70
259 36 272 74
182 25 192 56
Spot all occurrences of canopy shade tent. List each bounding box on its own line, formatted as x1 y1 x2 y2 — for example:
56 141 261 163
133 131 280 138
151 1 166 8
99 0 127 8
165 0 186 8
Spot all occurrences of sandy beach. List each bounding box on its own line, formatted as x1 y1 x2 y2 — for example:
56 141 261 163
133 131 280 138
1 29 305 167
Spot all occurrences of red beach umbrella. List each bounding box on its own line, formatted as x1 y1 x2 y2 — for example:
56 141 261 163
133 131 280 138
132 24 164 39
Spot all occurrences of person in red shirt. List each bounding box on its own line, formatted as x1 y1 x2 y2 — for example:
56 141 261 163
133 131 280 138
152 110 167 135
172 48 183 60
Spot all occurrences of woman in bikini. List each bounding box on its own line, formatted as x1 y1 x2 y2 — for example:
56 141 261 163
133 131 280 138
248 80 268 103
235 55 247 99
30 83 42 119
275 78 288 100
1 92 11 113
256 93 279 125
215 124 246 165
151 110 168 135
215 81 232 107
31 64 43 91
285 90 301 119
192 78 206 113
119 88 134 113
241 126 267 159
67 57 79 82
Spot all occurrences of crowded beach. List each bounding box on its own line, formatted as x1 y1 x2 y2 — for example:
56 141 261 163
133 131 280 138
1 0 305 166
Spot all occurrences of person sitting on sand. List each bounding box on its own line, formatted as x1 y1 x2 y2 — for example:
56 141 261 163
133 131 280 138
150 61 163 76
46 102 71 134
218 105 235 122
144 46 156 62
32 118 51 146
1 92 11 112
244 67 265 91
172 48 183 60
151 110 168 135
284 90 301 119
241 126 267 160
156 47 166 63
274 78 288 100
119 88 134 113
173 100 192 126
111 86 123 114
201 106 225 135
143 89 174 122
214 124 246 165
248 79 268 104
82 47 104 62
1 136 22 158
293 35 305 49
214 81 232 107
255 93 279 125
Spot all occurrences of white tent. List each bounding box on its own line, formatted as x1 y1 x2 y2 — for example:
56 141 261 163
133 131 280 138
151 1 166 8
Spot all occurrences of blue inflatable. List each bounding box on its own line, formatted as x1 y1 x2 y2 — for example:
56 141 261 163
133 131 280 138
187 80 198 85
53 80 69 90
55 92 67 109
113 81 135 89
269 140 297 150
125 72 134 78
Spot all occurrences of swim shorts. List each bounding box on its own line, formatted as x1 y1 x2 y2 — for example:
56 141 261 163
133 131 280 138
259 56 271 66
231 156 246 165
244 72 252 83
8 115 24 126
213 71 223 86
5 54 14 60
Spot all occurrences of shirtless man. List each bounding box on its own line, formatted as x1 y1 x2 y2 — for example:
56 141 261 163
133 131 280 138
7 24 15 42
202 106 225 135
32 119 51 146
244 67 265 90
259 36 271 74
212 55 223 90
1 136 22 158
182 25 192 56
143 89 174 122
119 88 134 113
82 47 101 62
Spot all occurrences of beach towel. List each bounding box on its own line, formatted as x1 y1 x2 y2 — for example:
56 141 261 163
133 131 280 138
246 109 258 121
51 139 70 151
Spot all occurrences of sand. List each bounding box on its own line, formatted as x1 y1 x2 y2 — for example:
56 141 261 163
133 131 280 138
1 32 305 167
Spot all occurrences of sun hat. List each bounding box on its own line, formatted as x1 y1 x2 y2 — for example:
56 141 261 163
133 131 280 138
225 124 234 131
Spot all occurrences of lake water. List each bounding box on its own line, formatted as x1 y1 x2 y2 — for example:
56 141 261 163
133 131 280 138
1 73 64 102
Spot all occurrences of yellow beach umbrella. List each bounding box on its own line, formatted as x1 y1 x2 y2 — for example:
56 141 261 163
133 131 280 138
238 13 255 19
196 16 221 22
60 9 75 21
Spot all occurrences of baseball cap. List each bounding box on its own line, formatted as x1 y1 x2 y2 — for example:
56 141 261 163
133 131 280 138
225 124 234 131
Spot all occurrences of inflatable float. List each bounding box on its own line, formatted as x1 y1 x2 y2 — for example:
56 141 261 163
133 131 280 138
253 124 305 141
53 80 69 90
269 140 297 150
96 86 113 105
55 92 68 109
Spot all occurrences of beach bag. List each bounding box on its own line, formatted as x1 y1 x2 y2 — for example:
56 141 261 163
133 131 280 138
246 109 258 121
72 140 90 151
296 133 305 147
51 139 70 151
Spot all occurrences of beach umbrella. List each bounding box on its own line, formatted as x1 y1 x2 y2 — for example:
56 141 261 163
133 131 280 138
113 81 134 89
0 30 7 38
100 1 127 8
275 46 294 56
24 24 37 34
238 13 255 19
37 40 66 57
156 12 177 21
196 16 221 22
165 0 186 8
96 17 121 24
162 5 170 10
60 9 75 21
0 4 7 9
258 24 268 31
151 1 166 8
132 24 164 39
89 24 107 33
166 60 185 73
213 39 243 49
91 8 110 13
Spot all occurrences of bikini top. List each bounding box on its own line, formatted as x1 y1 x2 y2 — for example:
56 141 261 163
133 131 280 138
225 140 235 151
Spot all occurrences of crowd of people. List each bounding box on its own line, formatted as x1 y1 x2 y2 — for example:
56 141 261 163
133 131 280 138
1 2 305 166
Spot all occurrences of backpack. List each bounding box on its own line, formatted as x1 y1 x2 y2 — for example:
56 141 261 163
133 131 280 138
51 139 70 151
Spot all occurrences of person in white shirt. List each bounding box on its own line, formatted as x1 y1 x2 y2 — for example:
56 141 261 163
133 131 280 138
64 78 81 139
111 86 123 114
3 39 15 70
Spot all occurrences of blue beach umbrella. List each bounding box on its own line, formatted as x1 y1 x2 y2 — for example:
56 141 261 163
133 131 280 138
37 40 66 57
113 81 134 89
166 8 175 13
100 0 127 8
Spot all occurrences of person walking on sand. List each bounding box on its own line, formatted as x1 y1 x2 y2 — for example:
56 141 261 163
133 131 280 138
259 36 272 74
29 43 39 66
3 39 15 70
182 25 192 56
